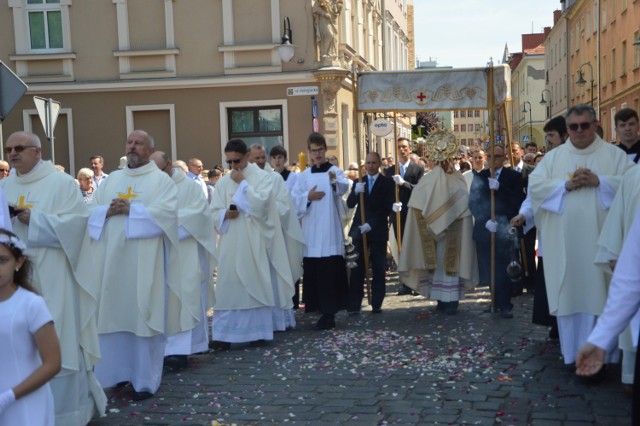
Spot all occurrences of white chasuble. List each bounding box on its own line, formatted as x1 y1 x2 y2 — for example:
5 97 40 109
529 137 634 317
88 161 189 336
211 163 288 310
595 166 640 353
0 160 107 424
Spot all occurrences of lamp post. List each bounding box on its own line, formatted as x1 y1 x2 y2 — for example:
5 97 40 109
540 89 552 119
522 101 533 142
576 62 595 107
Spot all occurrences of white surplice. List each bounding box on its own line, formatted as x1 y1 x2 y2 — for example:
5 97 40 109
529 136 634 363
0 161 106 425
88 161 184 393
165 169 217 355
291 165 350 258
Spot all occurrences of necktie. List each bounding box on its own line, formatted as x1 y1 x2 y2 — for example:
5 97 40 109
515 166 521 172
400 164 406 178
368 176 374 194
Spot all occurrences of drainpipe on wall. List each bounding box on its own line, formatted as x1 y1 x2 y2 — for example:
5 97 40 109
596 0 601 118
381 0 387 70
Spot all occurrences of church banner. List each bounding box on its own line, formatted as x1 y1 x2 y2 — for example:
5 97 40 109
357 64 511 112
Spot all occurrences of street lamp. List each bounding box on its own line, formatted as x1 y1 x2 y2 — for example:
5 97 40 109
576 62 595 107
540 89 552 118
522 101 533 141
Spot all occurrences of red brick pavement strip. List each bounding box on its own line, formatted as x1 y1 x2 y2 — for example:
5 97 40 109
89 278 632 425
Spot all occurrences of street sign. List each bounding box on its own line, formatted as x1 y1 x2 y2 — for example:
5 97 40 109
521 135 531 142
33 96 61 164
0 60 28 122
287 86 319 96
33 96 61 139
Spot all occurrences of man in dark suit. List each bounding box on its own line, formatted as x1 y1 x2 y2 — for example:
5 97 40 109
347 152 396 313
469 144 524 318
509 142 536 295
386 137 424 295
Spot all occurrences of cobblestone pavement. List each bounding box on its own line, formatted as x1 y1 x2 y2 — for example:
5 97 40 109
90 275 633 426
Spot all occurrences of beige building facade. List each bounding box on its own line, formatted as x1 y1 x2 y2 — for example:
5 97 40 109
0 0 410 175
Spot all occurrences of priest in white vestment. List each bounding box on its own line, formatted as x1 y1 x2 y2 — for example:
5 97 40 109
594 165 640 388
249 144 304 331
1 131 106 424
151 152 217 368
529 105 634 365
399 160 477 315
577 207 640 424
89 130 187 401
211 139 292 347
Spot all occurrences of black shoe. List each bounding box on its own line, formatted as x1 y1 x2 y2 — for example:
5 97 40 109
445 307 457 315
115 381 130 388
397 285 413 296
164 355 188 370
131 391 154 401
314 315 336 330
548 325 559 339
371 308 382 314
249 339 268 347
209 340 231 351
500 309 514 319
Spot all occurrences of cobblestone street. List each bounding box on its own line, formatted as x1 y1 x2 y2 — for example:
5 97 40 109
90 276 633 425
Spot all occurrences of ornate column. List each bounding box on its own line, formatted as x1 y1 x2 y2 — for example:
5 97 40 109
313 68 350 146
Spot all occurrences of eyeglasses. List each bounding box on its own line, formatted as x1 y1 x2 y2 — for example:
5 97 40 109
309 148 325 154
4 145 38 154
568 121 594 131
226 159 242 166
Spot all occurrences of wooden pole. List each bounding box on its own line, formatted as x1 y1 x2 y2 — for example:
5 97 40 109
393 112 402 251
487 65 497 313
352 68 372 305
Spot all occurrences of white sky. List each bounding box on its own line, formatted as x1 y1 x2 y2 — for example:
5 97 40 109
413 0 561 68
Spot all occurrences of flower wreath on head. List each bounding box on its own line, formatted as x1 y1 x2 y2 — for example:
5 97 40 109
0 234 27 252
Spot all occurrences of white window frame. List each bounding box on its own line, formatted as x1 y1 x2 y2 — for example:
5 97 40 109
9 0 72 54
25 0 64 51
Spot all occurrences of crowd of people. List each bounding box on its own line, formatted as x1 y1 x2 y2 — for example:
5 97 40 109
0 103 639 424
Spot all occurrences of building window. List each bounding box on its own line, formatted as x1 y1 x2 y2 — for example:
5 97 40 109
227 106 283 153
454 124 459 131
461 124 466 132
474 110 480 118
453 111 458 118
634 31 640 69
621 40 627 76
26 0 63 50
460 111 466 118
475 124 481 132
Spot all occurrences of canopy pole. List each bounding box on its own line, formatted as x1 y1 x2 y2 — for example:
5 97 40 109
487 65 497 314
352 67 372 305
